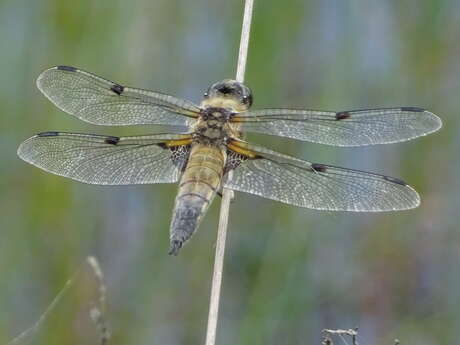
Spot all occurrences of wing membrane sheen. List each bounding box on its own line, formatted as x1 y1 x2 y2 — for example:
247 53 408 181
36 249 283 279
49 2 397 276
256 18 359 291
17 132 191 185
234 107 442 146
37 66 200 127
224 140 420 211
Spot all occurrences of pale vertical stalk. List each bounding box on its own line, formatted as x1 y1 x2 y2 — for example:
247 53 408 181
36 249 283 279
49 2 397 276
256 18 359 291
235 0 254 83
205 1 254 345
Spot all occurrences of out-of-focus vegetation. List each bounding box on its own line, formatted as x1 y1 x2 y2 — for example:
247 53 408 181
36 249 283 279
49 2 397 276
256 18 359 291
1 0 459 344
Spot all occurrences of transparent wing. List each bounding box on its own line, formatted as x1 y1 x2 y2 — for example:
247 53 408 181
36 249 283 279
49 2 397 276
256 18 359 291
18 132 192 185
37 66 200 127
233 107 442 146
224 140 420 211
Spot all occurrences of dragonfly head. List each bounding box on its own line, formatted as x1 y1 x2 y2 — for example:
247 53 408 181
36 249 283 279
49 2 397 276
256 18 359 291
202 79 253 112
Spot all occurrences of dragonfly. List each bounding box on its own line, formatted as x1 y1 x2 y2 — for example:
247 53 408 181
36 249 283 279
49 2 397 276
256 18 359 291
17 66 442 255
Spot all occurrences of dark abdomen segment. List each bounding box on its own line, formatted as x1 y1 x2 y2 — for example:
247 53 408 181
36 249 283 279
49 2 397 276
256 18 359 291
169 144 225 255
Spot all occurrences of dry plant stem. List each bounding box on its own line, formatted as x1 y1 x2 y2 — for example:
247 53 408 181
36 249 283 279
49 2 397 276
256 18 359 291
322 329 359 345
205 1 254 345
205 179 233 345
6 273 77 345
87 256 111 345
235 0 254 83
6 256 109 345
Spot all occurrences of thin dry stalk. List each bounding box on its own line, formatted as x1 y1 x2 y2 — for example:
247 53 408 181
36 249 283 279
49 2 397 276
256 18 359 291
204 1 254 345
6 256 109 345
87 256 110 345
322 328 359 345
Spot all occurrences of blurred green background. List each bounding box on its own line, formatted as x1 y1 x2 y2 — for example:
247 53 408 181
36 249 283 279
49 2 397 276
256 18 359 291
1 0 458 344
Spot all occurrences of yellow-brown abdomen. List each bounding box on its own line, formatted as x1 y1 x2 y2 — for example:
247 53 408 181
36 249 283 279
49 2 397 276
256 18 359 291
169 144 225 255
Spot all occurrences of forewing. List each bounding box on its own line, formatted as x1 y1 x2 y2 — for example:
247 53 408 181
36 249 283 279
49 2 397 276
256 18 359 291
233 107 442 146
224 141 420 211
37 66 200 127
17 132 192 185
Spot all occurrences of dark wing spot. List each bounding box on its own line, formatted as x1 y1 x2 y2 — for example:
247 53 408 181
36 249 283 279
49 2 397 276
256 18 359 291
104 136 120 145
37 131 59 137
311 163 327 173
110 84 124 95
170 144 191 171
383 175 407 186
401 107 424 112
57 65 77 72
336 111 351 120
156 142 168 149
224 150 248 175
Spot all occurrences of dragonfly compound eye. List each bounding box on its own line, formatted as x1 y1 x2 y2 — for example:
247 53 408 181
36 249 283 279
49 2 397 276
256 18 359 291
242 94 253 107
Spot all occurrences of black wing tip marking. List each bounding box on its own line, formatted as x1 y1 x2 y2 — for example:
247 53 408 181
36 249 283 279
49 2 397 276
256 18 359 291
110 84 124 95
335 111 351 120
104 136 120 145
56 65 77 72
37 131 59 137
311 163 328 172
401 107 425 112
383 175 407 186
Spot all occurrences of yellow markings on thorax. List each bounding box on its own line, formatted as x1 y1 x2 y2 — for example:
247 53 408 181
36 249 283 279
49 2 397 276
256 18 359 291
177 109 200 118
228 115 246 123
227 140 259 158
163 137 193 147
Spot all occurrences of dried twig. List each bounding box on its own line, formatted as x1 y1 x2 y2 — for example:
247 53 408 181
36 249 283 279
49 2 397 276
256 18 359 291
322 328 359 345
6 272 77 345
87 256 110 345
235 0 254 84
204 1 254 345
6 256 109 345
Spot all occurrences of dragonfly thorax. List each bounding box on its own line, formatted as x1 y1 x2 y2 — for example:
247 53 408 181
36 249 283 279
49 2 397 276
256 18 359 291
193 107 234 145
200 107 232 122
